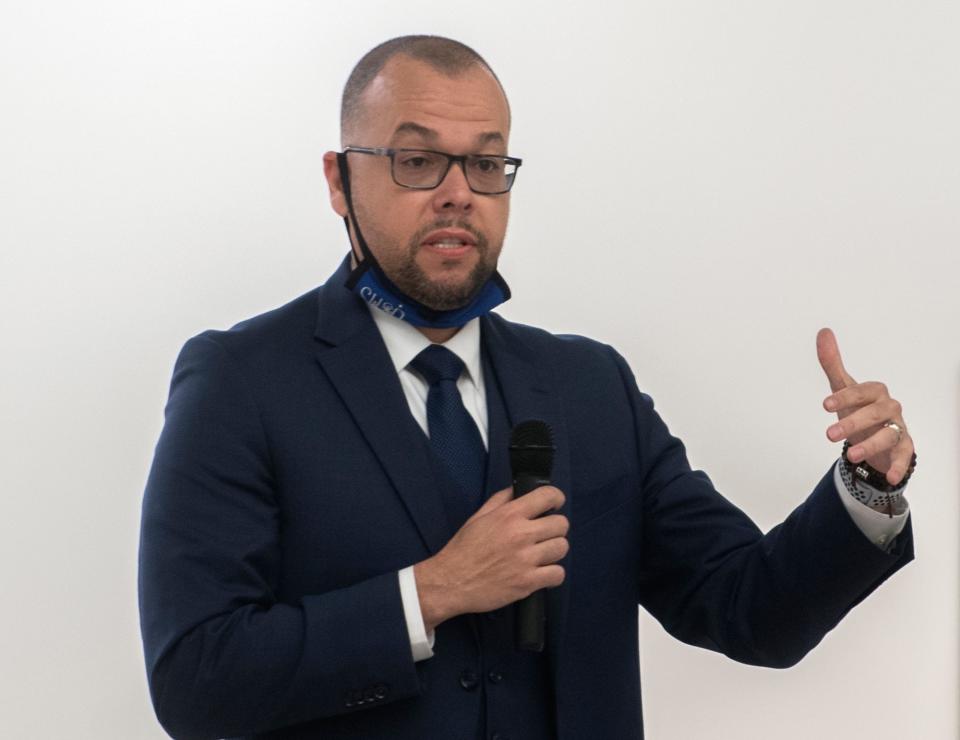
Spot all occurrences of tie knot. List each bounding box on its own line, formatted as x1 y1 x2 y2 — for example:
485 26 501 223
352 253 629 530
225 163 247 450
411 345 465 385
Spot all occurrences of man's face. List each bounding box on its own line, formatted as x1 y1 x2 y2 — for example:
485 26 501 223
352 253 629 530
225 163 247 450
324 56 512 311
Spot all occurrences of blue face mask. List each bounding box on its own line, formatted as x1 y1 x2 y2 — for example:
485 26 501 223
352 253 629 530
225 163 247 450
336 153 511 329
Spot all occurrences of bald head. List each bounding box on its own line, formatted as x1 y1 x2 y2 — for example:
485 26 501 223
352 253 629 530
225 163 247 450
340 35 510 146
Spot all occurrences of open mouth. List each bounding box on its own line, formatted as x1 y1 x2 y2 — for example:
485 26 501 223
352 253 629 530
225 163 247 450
425 238 471 249
421 229 477 251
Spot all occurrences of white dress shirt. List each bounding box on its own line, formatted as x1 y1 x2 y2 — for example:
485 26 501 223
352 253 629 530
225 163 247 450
367 306 910 663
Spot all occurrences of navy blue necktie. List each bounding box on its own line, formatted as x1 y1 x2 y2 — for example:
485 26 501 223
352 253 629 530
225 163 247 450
410 345 487 531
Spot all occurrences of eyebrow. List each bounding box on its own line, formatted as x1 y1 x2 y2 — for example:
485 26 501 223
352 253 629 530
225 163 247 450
389 121 506 150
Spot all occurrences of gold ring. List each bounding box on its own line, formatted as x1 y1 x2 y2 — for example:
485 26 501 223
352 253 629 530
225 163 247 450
883 421 903 446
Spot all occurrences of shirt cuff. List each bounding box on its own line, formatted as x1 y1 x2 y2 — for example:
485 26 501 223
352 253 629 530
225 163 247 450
398 566 435 662
832 459 909 550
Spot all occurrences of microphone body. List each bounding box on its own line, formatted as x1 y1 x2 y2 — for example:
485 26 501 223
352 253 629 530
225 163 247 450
509 421 555 653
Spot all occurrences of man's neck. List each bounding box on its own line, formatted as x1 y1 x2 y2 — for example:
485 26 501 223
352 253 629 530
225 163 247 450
417 325 460 344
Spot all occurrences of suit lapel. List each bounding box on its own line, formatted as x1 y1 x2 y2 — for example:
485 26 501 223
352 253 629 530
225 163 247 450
313 258 451 556
481 314 573 672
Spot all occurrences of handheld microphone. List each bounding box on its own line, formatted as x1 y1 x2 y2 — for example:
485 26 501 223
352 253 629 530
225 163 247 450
509 420 555 652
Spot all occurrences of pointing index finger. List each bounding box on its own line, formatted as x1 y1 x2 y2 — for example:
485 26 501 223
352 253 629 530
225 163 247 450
816 327 856 392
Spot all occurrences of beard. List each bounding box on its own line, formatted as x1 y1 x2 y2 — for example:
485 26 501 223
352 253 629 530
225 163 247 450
357 215 499 311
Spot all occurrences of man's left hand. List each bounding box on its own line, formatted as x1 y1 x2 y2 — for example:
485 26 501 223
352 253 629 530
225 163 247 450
817 327 914 487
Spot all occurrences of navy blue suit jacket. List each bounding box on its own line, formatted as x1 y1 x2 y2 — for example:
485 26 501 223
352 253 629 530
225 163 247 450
139 257 913 739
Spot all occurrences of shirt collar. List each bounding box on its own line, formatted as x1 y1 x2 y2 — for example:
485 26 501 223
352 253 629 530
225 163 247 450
368 305 482 386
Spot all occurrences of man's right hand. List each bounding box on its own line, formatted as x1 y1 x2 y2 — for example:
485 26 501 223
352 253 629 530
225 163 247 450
413 486 569 633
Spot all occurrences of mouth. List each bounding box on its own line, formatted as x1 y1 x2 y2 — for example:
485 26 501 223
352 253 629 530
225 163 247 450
421 229 478 253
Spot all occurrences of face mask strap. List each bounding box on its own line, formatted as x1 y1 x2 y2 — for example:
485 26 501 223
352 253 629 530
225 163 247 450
336 152 374 285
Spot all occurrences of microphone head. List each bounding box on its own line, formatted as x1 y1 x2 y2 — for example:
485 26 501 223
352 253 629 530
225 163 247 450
509 420 555 477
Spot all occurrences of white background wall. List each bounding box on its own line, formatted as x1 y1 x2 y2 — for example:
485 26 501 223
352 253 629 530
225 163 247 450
2 2 957 738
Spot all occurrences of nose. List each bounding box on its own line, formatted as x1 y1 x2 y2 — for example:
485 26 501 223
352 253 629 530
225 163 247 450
430 159 474 215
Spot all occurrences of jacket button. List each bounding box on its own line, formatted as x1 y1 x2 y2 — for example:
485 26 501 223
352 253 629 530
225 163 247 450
374 683 388 700
487 670 503 684
459 670 480 691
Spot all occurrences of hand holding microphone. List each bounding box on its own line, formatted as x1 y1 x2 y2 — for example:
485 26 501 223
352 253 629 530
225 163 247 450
413 421 567 638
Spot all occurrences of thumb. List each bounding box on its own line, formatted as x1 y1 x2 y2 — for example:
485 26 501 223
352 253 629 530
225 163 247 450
816 327 855 392
470 486 513 520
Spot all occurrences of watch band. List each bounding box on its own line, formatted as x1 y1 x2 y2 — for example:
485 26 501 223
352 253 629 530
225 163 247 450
840 441 916 518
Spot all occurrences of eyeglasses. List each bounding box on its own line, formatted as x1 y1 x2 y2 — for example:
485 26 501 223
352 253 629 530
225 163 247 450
342 146 522 195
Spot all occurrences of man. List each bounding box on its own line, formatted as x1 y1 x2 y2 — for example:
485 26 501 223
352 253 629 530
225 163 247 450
139 36 915 740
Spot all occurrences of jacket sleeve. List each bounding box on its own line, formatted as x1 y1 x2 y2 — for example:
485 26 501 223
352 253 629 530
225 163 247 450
607 347 914 668
138 334 421 739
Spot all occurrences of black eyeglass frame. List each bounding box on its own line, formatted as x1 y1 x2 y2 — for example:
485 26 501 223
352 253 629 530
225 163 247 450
342 146 523 195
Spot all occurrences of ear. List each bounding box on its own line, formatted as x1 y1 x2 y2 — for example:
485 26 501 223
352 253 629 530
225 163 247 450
322 151 349 218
